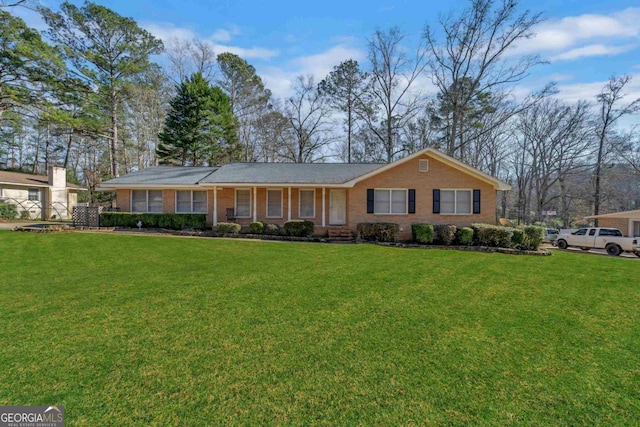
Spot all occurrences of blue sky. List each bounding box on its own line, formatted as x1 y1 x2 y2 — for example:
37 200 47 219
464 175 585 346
13 0 640 110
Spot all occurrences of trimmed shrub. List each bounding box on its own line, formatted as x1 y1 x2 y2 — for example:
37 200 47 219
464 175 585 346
249 221 264 234
0 203 18 219
511 229 525 248
284 220 314 237
412 223 434 244
216 222 241 234
434 224 457 246
19 210 31 220
263 223 280 235
99 212 207 229
356 222 400 242
456 227 474 245
471 223 513 248
523 225 544 251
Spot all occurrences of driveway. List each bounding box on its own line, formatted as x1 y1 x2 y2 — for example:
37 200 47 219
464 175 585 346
547 245 640 259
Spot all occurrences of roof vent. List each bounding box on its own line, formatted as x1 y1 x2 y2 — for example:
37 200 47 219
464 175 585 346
419 159 429 172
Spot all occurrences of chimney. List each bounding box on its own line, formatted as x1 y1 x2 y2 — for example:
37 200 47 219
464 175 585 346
48 166 67 188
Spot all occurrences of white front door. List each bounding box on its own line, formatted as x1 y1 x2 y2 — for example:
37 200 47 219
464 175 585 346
329 190 346 225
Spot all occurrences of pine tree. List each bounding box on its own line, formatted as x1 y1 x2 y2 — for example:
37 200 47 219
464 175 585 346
157 73 240 166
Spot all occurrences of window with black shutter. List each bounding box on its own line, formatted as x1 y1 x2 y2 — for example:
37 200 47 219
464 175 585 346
366 189 374 213
433 189 440 213
408 189 416 214
473 189 481 214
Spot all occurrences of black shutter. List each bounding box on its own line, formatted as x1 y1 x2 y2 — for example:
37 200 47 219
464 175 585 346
473 189 481 214
367 189 374 214
408 189 416 214
433 189 440 214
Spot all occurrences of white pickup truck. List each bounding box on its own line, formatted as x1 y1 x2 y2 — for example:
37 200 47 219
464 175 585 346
556 227 640 256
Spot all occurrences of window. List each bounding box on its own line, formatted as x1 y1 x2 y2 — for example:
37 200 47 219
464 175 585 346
131 190 163 212
440 190 471 214
589 229 596 236
599 228 622 236
28 188 39 201
235 189 251 218
419 159 429 172
299 189 315 218
267 189 282 218
572 228 587 236
374 189 407 214
176 190 207 213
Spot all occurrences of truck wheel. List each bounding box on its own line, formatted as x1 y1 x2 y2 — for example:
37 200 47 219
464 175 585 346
635 252 640 258
557 239 568 250
606 244 622 256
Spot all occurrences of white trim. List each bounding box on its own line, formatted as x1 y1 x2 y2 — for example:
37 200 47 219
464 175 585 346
419 159 429 172
130 189 164 213
98 184 203 190
235 188 252 218
253 187 257 222
438 188 472 215
175 190 208 214
266 188 283 218
298 188 315 219
28 188 40 202
342 148 511 190
321 187 326 227
0 181 50 188
287 187 292 221
213 187 218 226
372 188 408 215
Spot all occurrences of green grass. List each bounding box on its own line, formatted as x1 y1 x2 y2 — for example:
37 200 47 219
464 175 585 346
1 232 639 426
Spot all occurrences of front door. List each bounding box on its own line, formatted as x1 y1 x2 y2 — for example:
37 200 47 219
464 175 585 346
329 190 346 225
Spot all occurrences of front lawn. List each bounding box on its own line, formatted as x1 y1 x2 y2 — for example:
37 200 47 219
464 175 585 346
1 232 638 425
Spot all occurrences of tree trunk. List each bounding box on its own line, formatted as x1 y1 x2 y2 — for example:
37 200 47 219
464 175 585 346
110 90 120 177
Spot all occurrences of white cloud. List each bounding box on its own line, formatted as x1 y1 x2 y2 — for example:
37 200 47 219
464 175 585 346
261 44 367 99
550 44 636 61
508 7 640 61
140 21 278 60
554 74 640 104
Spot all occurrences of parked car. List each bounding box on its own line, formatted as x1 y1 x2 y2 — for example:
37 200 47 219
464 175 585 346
556 227 640 256
543 228 559 244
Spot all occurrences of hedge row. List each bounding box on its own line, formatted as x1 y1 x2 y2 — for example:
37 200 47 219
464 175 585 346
99 212 207 229
216 220 314 237
356 223 400 242
410 222 544 250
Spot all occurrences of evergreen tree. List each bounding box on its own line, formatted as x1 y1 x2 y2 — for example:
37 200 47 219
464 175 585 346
157 72 239 166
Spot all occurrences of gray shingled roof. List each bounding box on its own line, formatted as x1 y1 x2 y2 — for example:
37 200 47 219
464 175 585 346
102 166 217 185
201 163 384 184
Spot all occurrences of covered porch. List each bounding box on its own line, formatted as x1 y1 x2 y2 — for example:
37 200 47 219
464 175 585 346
209 186 350 234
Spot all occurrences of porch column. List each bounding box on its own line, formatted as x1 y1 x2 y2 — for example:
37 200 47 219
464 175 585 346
322 187 326 227
213 186 218 226
287 187 292 221
253 186 257 222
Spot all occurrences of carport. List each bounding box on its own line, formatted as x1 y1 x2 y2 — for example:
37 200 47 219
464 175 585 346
584 209 640 237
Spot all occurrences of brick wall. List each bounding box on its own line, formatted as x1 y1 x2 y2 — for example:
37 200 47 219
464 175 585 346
599 218 631 236
348 153 498 240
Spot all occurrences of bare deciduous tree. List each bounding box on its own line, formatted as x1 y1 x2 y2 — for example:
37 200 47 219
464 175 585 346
424 0 545 158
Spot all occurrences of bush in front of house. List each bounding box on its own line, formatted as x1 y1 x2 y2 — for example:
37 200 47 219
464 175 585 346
511 228 525 249
412 223 434 244
434 224 457 246
263 223 280 235
216 222 241 234
356 222 400 242
99 212 207 229
284 220 314 237
523 225 544 251
456 227 474 245
0 202 18 219
249 221 264 234
471 223 513 248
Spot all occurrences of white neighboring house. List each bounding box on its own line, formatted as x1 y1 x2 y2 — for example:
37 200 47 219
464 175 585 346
0 166 85 220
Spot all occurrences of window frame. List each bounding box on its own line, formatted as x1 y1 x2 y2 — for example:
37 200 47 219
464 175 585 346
234 189 252 218
175 190 208 214
130 189 164 213
439 189 472 215
419 159 429 172
373 188 408 215
266 188 283 218
298 189 316 219
28 188 40 201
